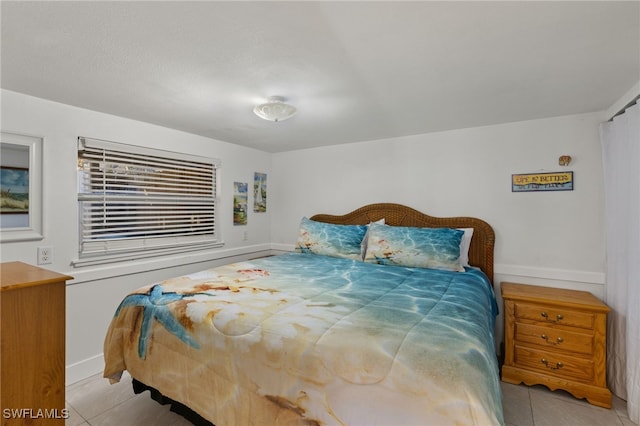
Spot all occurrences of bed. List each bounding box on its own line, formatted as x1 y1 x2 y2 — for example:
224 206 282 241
103 203 503 425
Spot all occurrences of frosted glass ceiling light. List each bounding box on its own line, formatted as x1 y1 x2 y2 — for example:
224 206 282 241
253 96 297 122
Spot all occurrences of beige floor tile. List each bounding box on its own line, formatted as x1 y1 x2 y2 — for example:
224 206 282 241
620 417 638 426
612 394 632 421
530 388 623 426
87 393 194 426
67 372 634 426
66 372 136 420
64 402 86 426
501 382 534 426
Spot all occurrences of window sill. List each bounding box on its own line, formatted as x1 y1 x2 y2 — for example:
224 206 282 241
64 243 274 285
71 242 225 268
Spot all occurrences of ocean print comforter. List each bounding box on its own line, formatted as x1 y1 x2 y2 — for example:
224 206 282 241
103 252 503 425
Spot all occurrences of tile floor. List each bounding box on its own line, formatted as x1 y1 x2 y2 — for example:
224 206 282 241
66 372 637 426
501 381 635 426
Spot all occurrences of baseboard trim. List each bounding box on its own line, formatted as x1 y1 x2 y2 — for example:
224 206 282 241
66 353 104 385
494 263 605 285
269 243 295 252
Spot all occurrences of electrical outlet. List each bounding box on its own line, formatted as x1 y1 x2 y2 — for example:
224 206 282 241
243 231 249 241
37 246 53 265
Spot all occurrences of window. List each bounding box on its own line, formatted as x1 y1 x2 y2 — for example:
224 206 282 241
75 137 221 265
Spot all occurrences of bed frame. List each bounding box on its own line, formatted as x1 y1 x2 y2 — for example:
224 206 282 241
311 203 495 283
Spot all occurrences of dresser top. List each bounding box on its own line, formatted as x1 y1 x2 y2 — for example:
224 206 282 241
1 261 73 291
501 282 610 313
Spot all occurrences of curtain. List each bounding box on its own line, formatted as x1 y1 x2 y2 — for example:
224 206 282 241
601 101 639 423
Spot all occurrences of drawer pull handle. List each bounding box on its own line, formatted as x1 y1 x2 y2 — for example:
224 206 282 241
541 334 564 345
541 358 564 370
540 312 564 323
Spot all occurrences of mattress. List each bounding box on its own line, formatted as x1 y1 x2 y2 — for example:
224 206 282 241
103 252 503 425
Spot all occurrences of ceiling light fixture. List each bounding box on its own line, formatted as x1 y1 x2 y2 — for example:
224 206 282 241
253 96 297 122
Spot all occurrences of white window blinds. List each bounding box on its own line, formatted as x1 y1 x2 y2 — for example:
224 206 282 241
77 137 221 262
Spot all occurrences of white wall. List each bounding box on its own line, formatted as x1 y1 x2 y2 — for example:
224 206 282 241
0 89 273 383
270 112 608 346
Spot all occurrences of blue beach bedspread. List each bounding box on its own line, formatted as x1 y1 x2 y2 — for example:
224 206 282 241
104 252 504 425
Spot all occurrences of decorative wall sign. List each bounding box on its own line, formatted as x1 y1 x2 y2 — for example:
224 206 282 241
233 182 248 225
253 172 267 213
512 171 574 192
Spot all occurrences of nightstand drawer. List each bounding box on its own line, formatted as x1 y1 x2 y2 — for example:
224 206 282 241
514 345 594 382
515 303 595 329
515 323 594 355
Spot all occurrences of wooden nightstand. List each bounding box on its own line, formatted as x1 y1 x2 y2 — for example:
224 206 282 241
1 262 73 424
501 282 612 408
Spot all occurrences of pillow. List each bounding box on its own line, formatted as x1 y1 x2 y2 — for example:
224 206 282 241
363 223 465 271
360 218 385 259
458 228 474 267
295 217 368 260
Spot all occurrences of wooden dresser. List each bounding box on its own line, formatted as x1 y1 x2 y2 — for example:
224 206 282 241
501 282 611 408
1 262 72 425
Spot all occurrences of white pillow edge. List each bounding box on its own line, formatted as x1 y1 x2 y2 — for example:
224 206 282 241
360 218 385 259
457 227 474 267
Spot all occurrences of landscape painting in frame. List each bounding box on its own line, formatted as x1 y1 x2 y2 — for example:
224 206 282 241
253 172 267 213
1 166 29 214
233 182 248 225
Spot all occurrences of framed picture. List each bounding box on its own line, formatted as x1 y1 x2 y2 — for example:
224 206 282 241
233 182 248 225
253 172 267 213
1 166 29 214
0 132 43 241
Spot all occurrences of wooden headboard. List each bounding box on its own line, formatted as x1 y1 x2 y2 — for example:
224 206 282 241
310 203 495 283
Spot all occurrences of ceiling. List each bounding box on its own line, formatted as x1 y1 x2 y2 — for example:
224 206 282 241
2 1 639 153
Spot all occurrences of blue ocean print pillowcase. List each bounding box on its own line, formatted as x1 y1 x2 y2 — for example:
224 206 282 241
295 217 368 260
363 223 465 271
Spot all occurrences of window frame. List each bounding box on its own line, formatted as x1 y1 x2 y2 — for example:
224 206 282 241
73 136 222 267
